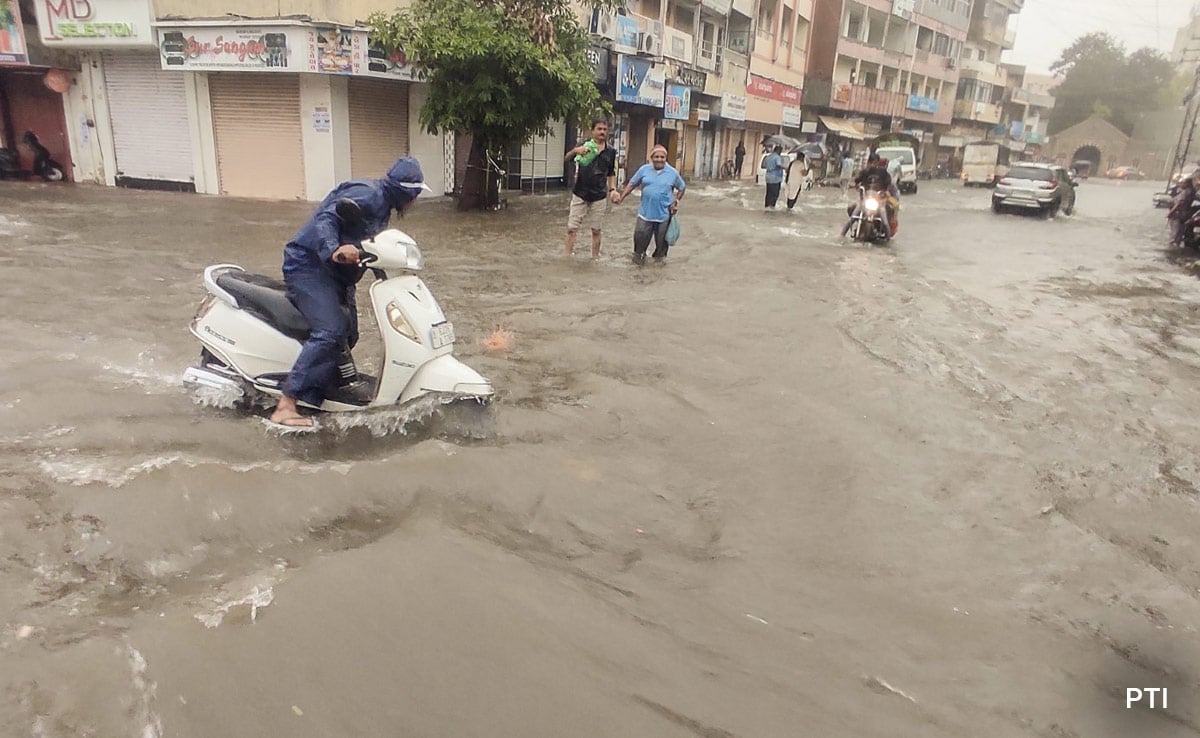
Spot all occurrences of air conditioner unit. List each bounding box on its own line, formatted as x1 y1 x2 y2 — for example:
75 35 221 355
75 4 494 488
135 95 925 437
728 35 748 53
945 57 957 69
639 31 662 57
591 9 616 40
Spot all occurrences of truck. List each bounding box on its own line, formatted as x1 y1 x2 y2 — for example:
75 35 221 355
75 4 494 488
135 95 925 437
962 142 1010 187
869 133 921 195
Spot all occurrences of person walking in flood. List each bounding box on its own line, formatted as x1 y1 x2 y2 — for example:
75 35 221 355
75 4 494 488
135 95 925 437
563 118 618 259
764 145 785 209
614 144 686 264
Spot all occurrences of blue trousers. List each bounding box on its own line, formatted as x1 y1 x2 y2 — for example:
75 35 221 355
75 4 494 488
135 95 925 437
282 269 358 407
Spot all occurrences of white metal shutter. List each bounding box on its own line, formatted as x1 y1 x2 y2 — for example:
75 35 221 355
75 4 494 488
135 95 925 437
348 77 409 179
102 51 193 183
208 73 305 200
520 120 566 179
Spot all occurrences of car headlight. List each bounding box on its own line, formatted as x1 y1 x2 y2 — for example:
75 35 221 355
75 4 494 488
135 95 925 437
864 197 880 211
386 300 421 343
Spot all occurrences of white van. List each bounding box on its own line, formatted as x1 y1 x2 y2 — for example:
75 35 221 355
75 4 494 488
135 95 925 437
875 145 918 194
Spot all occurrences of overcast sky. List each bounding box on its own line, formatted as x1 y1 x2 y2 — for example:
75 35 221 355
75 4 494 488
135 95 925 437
1005 0 1194 74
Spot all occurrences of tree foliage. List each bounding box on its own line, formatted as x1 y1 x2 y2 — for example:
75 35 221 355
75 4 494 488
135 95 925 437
1048 32 1175 136
369 0 608 209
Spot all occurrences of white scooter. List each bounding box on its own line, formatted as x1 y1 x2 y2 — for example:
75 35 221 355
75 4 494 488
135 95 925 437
183 200 493 414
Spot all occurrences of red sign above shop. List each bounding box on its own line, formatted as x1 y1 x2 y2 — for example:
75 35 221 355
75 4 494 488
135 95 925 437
747 74 802 105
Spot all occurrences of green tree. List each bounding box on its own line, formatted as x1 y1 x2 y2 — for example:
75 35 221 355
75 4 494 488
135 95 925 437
370 0 609 210
1048 32 1175 135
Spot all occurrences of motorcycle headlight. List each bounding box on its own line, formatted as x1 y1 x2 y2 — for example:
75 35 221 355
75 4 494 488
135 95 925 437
386 300 421 343
864 197 880 211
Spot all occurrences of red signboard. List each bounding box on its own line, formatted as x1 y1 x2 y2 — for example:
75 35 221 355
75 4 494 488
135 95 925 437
747 74 801 105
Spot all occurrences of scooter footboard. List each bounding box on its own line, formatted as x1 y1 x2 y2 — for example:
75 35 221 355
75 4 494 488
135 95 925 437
398 355 494 404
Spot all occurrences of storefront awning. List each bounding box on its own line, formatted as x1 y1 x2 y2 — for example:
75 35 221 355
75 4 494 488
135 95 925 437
818 116 866 140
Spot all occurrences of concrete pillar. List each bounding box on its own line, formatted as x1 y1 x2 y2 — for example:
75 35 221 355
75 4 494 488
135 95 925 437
185 72 219 196
407 83 447 196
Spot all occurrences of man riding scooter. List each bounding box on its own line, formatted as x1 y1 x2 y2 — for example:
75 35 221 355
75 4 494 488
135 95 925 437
271 156 431 428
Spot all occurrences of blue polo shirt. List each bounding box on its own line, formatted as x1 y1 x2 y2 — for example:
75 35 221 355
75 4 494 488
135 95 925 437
629 163 686 223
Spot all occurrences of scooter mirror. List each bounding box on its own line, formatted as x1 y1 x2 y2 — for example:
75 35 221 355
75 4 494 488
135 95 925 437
335 198 364 225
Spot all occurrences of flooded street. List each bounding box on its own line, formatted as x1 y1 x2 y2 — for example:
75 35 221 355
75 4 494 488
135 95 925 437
3 175 1200 737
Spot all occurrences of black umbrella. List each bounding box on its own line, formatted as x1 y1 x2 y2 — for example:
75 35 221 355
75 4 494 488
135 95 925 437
761 133 804 151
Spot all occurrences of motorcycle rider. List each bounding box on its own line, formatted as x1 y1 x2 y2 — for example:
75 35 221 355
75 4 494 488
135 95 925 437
270 156 431 427
842 153 895 237
1169 172 1199 247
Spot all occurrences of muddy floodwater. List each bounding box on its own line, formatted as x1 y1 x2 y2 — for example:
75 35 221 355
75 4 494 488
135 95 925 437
2 176 1200 737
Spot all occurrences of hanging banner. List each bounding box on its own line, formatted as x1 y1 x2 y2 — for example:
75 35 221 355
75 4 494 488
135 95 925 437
664 83 691 120
0 0 29 65
616 54 665 107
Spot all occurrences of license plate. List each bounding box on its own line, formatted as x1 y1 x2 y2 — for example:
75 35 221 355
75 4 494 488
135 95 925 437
430 322 455 349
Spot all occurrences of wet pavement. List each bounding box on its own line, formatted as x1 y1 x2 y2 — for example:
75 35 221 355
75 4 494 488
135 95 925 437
2 175 1200 737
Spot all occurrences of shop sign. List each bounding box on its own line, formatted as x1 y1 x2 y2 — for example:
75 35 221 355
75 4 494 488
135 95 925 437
157 24 420 79
937 135 964 148
800 120 817 133
747 74 801 105
36 0 155 47
782 105 801 127
719 92 746 121
672 65 706 90
612 13 662 57
616 54 665 107
833 84 851 104
586 45 609 83
697 108 710 122
0 0 29 64
906 94 938 114
664 83 691 120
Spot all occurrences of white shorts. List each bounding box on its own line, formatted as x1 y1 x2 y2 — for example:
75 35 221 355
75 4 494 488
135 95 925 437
567 195 610 232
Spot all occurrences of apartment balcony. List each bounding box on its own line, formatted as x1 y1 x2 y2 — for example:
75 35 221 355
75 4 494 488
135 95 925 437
912 0 971 33
830 83 906 118
953 99 1003 125
904 95 953 125
664 26 695 65
1003 28 1016 50
957 58 1006 87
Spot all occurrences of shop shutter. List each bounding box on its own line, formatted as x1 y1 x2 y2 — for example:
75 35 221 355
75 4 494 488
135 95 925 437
348 77 410 179
208 73 304 200
102 51 193 184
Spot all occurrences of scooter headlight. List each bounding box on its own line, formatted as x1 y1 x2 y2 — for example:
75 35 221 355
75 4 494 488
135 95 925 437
864 197 880 212
386 300 421 343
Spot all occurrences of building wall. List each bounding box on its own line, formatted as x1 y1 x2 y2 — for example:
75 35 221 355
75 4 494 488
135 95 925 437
154 0 406 23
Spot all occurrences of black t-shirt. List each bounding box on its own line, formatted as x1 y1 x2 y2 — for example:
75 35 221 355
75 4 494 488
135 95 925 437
573 146 617 202
855 166 892 192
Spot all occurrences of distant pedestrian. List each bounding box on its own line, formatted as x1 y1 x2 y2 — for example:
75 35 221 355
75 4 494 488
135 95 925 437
839 153 854 192
764 145 785 209
563 118 618 258
615 144 686 264
734 139 746 177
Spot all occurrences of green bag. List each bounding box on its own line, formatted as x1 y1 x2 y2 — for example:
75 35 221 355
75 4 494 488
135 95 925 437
665 215 681 246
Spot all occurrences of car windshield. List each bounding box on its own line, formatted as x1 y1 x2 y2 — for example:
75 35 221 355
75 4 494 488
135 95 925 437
1008 166 1053 181
878 150 914 164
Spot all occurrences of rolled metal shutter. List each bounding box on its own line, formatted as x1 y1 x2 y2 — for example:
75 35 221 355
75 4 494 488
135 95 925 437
102 51 194 185
348 77 409 179
208 73 305 200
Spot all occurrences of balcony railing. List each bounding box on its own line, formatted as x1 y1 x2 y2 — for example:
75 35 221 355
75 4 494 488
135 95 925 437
953 99 1002 125
831 84 906 117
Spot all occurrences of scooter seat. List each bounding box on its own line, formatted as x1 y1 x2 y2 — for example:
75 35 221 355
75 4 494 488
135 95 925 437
215 271 310 342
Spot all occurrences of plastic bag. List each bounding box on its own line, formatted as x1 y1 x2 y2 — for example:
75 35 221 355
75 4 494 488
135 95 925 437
665 215 681 246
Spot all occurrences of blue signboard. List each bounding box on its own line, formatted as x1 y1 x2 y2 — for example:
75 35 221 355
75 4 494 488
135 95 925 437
614 15 639 54
906 94 938 114
617 54 665 107
664 84 691 120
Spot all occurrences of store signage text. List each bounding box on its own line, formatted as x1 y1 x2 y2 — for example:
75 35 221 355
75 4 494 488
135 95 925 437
672 66 706 90
906 94 938 114
616 54 665 107
719 92 747 121
664 84 691 120
746 74 801 105
36 0 154 46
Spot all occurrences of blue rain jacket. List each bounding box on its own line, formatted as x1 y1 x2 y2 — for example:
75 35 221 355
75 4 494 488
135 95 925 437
283 158 426 285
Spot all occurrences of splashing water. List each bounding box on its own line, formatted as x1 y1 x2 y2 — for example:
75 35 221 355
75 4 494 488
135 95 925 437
483 327 514 353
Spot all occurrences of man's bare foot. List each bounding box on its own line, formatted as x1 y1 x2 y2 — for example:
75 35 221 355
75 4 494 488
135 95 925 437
270 396 314 427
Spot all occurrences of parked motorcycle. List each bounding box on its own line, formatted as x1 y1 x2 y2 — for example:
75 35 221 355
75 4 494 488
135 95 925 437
845 186 893 244
0 131 66 182
183 199 493 417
